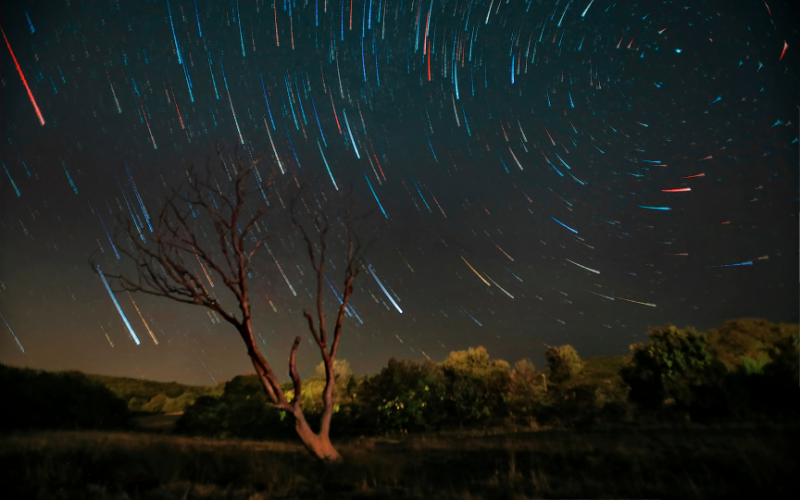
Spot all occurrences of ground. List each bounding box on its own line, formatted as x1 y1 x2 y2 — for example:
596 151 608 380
1 423 797 499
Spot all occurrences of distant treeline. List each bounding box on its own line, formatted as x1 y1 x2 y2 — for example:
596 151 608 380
0 367 223 433
85 374 224 413
176 318 799 439
2 318 798 436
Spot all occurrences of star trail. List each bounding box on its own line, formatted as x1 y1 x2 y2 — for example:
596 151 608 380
0 0 797 384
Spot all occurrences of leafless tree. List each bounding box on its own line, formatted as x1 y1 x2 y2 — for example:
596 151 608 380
92 147 367 462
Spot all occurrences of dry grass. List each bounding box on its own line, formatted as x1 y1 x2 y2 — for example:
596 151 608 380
1 425 797 499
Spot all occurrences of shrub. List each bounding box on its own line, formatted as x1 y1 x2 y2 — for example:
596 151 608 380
705 318 799 371
313 359 353 381
621 325 712 411
507 359 546 421
175 375 295 440
350 358 446 435
545 345 584 384
740 355 769 375
440 347 512 425
639 323 800 424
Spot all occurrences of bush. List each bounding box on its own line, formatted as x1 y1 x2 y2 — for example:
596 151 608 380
621 325 712 411
0 363 130 432
440 347 512 426
705 318 799 371
743 332 800 419
545 345 584 384
175 375 295 440
507 359 546 422
349 358 446 435
296 359 355 416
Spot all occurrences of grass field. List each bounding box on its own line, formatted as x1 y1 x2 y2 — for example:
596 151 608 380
2 424 797 499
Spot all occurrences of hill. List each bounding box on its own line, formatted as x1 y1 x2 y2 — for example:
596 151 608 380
85 373 224 413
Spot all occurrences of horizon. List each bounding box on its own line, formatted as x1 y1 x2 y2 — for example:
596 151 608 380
3 315 793 387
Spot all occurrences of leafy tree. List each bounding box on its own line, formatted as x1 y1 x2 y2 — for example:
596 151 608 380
176 375 295 440
684 331 799 424
510 359 538 390
507 359 545 421
351 358 446 434
762 331 800 380
621 325 712 410
175 395 229 436
440 347 511 425
313 359 353 381
545 345 584 384
705 318 799 371
290 360 354 415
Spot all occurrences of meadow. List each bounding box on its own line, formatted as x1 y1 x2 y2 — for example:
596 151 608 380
2 423 797 499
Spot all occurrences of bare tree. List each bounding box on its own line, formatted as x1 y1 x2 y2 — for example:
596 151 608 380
93 147 366 462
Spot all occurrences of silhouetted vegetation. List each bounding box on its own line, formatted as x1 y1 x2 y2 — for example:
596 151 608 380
174 318 798 440
622 320 800 424
3 318 798 498
4 318 796 441
0 364 130 432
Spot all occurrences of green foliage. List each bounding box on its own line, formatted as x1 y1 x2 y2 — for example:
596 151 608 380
292 358 356 416
533 349 632 428
0 363 130 432
177 319 799 440
177 359 357 439
621 320 799 423
740 355 769 375
313 359 353 381
705 318 799 371
175 374 295 440
763 332 800 379
507 360 543 418
349 358 446 435
545 345 584 384
621 325 712 410
440 347 512 425
87 373 223 413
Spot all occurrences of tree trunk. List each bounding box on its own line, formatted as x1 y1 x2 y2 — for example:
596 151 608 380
293 409 342 462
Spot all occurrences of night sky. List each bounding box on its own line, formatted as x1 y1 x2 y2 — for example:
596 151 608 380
0 0 797 386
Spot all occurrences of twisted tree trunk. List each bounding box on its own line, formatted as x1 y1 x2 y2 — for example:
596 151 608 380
292 409 342 462
242 325 343 462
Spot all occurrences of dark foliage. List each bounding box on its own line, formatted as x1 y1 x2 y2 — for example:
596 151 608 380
347 358 447 435
683 332 800 423
621 325 713 411
175 319 799 440
8 318 794 442
621 321 800 424
439 347 512 426
175 375 295 440
705 318 798 371
0 363 131 432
